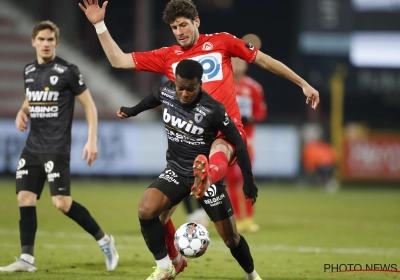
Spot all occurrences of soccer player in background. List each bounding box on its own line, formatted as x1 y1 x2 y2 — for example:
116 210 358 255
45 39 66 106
79 0 320 275
0 20 118 273
226 55 267 233
118 59 262 280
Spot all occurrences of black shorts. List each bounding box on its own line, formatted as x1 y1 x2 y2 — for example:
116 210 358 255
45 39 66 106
16 152 71 199
149 168 234 222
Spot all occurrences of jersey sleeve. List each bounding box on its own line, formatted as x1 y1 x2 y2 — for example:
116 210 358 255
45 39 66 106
220 33 258 63
67 65 87 96
132 47 169 74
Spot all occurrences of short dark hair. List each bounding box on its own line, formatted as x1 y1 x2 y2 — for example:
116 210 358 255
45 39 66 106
32 20 60 40
175 59 203 81
162 0 198 24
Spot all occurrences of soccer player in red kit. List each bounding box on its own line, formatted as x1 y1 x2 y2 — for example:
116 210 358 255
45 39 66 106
80 0 319 278
225 57 267 233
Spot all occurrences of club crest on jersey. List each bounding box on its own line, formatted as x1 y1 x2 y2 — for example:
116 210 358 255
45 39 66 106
78 74 84 86
202 42 213 51
174 50 184 55
194 113 203 123
50 76 58 85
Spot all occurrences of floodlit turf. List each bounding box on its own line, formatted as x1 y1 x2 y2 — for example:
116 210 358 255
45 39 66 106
0 178 399 280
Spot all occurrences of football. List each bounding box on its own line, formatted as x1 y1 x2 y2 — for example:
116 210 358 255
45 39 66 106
174 222 211 258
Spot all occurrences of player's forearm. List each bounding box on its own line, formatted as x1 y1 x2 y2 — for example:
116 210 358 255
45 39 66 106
120 93 161 117
83 102 98 143
20 98 30 115
98 31 135 70
254 52 308 89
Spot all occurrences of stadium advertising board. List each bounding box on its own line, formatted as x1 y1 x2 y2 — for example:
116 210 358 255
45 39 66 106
0 120 300 178
341 134 400 181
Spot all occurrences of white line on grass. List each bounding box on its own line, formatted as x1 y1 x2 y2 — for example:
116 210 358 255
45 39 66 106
1 229 399 256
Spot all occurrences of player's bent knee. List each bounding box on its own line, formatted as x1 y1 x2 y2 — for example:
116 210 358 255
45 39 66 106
221 233 240 248
52 195 72 213
17 191 37 206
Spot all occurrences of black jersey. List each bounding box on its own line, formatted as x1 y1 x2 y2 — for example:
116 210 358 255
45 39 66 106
121 80 253 182
23 56 87 154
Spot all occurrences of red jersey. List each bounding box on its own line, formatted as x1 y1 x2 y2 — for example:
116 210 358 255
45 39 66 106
132 33 258 127
234 75 267 138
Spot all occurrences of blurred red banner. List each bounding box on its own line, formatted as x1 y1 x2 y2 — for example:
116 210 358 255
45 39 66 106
341 134 400 181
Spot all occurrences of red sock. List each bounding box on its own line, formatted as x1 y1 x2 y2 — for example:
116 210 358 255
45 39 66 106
164 219 178 260
208 151 228 185
225 165 242 219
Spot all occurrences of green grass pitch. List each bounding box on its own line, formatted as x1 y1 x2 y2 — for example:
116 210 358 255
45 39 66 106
0 178 399 280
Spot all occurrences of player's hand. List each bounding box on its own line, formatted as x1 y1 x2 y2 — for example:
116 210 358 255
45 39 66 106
243 182 258 205
15 110 29 131
303 84 320 110
78 0 108 25
117 108 130 119
82 141 98 166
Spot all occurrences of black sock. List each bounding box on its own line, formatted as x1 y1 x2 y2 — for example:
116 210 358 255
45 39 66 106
65 201 104 240
19 206 37 256
230 235 254 273
139 217 168 260
183 196 193 214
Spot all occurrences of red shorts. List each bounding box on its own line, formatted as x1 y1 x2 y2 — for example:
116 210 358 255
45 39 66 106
216 125 247 166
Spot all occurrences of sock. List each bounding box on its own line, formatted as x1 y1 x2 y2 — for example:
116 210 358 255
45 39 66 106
156 255 172 270
209 151 229 185
229 235 254 273
246 269 260 280
163 219 178 260
225 165 241 219
183 196 193 214
140 217 168 260
20 253 34 264
65 201 104 240
97 234 110 246
19 206 37 256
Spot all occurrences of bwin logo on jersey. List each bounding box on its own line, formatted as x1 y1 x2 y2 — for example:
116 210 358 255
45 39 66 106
17 159 26 170
50 76 58 85
163 108 204 135
26 88 59 101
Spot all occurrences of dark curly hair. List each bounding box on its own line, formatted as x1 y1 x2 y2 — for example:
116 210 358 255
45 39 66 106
176 59 203 81
162 0 198 24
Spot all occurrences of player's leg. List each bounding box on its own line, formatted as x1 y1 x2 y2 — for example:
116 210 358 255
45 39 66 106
191 138 233 198
47 154 118 271
225 164 242 219
243 144 259 232
159 206 188 275
0 153 44 272
199 183 262 280
143 169 190 279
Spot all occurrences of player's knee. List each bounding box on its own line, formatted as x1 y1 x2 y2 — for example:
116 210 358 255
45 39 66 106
222 233 240 248
17 191 37 206
52 195 72 213
138 203 159 220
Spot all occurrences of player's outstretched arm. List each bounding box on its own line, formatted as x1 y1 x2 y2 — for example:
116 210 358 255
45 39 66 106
118 91 162 119
78 0 135 70
77 89 98 166
15 97 29 132
253 51 320 110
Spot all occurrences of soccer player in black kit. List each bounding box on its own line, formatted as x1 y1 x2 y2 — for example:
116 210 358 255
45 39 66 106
0 21 118 273
118 59 262 280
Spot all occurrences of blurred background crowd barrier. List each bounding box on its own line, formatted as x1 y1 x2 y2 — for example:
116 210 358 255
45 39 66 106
0 0 399 183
